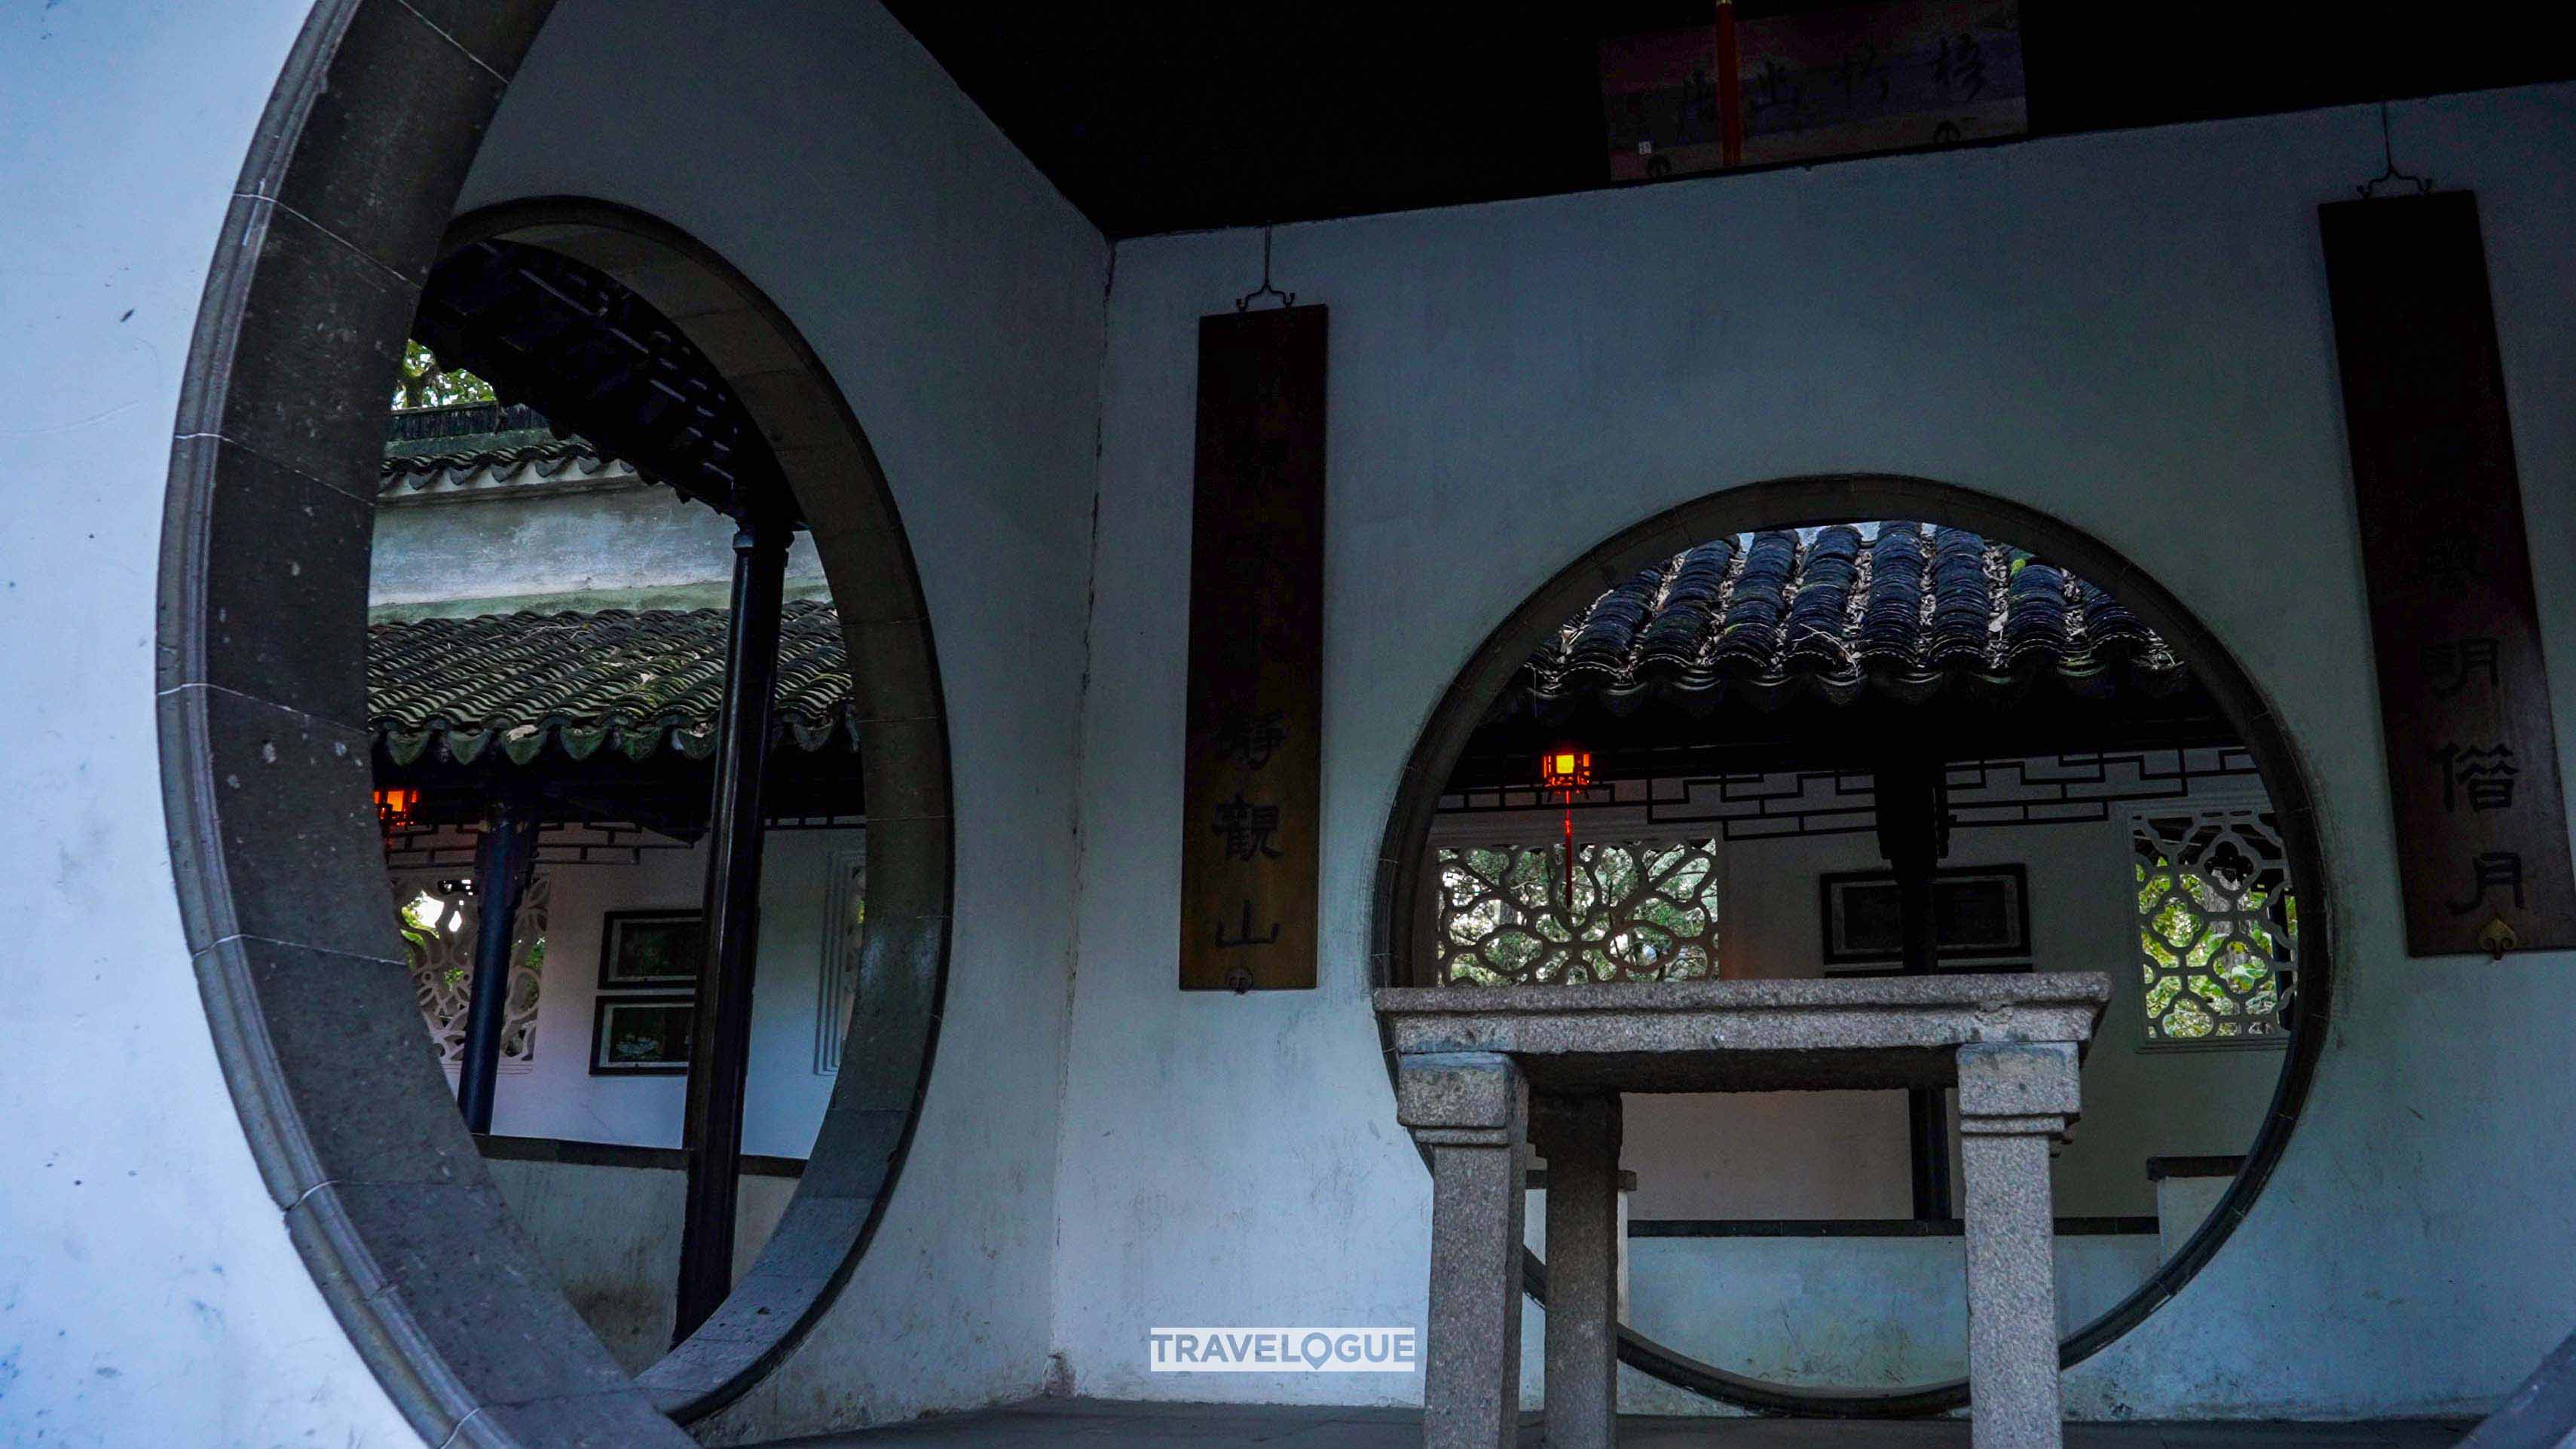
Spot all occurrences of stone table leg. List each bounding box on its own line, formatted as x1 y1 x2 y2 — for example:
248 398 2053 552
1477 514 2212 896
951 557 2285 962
1397 1052 1528 1449
1956 1041 2082 1449
1530 1092 1621 1449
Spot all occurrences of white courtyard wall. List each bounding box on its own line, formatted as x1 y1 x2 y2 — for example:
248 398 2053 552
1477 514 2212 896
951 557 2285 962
1432 765 2284 1224
387 827 858 1159
1060 84 2576 1418
369 478 831 618
1603 1233 2158 1395
11 0 2576 1436
1627 803 2282 1225
453 2 1109 1437
1538 775 2284 1388
1 5 423 1445
484 1157 800 1375
0 0 1106 1443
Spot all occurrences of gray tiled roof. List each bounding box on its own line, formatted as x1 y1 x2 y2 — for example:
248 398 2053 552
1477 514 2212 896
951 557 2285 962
380 402 638 501
369 602 855 767
1523 524 2183 711
369 413 2177 761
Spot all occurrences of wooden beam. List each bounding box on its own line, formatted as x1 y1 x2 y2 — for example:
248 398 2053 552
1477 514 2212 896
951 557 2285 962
2321 191 2576 955
1451 685 2238 792
1875 754 1956 1221
370 744 865 836
674 511 792 1343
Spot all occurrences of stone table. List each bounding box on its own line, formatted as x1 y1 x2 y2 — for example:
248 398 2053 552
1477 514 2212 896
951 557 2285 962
1374 973 2111 1449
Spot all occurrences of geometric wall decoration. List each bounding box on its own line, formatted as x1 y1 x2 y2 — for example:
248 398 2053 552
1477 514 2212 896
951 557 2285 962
393 873 548 1069
1434 841 1721 986
2132 810 2293 1045
1437 747 2263 843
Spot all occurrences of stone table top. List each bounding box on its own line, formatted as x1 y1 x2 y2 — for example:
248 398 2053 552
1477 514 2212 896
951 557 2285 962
1372 973 2111 1094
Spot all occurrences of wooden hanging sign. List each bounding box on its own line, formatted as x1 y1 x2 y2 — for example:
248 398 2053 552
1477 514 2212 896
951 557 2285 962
2321 191 2576 955
1178 305 1328 990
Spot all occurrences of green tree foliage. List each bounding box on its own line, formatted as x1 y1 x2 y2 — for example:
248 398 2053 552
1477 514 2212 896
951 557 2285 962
2135 842 2292 1041
393 339 497 410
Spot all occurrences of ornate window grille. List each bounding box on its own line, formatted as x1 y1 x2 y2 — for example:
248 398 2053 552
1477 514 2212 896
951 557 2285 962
2132 810 2295 1045
1434 842 1721 986
392 873 549 1068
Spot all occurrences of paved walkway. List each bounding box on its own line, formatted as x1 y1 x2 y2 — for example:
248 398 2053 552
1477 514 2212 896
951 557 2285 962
763 1399 2477 1449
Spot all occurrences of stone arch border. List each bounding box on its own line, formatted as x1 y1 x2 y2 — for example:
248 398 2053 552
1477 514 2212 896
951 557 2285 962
158 5 953 1442
1369 474 2335 1417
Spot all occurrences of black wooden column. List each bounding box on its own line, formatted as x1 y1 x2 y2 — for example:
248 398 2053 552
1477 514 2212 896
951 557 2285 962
1876 755 1954 1221
675 510 793 1343
457 796 540 1133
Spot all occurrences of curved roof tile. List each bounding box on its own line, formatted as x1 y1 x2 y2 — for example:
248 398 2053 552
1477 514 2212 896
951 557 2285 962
369 601 856 767
1521 522 2182 714
379 401 643 499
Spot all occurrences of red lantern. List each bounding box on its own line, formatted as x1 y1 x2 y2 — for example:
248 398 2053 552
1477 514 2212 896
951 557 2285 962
375 787 419 833
1539 749 1592 792
1539 747 1593 913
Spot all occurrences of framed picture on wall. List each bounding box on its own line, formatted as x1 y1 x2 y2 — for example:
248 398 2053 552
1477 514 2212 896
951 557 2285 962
1820 864 2030 967
589 993 696 1075
597 909 705 989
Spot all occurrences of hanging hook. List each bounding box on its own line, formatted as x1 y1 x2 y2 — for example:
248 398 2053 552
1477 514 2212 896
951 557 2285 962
2355 99 2434 199
1234 225 1296 312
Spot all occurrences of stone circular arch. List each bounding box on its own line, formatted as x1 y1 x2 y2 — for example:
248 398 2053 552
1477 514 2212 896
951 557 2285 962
1369 474 2335 1417
441 197 959 1419
158 5 950 1442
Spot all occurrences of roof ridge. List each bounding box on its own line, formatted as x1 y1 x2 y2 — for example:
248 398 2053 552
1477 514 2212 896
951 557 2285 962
383 400 554 442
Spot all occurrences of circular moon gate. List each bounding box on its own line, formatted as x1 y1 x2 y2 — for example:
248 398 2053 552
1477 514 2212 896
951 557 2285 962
159 7 950 1441
1370 475 2333 1416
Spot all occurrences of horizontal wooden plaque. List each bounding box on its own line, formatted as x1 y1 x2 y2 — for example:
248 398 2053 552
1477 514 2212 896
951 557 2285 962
2321 191 2575 955
1178 305 1327 990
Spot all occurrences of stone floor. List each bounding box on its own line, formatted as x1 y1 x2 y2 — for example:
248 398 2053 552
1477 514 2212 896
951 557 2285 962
762 1399 2478 1449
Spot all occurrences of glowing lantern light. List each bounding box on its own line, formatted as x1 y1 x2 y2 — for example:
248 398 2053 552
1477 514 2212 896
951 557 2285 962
375 787 420 833
1539 747 1593 913
1540 750 1592 791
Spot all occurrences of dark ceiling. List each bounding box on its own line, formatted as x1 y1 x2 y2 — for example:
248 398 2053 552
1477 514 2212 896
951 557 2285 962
878 2 2576 239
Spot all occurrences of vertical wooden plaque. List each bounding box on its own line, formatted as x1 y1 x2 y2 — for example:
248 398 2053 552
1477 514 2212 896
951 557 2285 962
2321 191 2576 955
1179 305 1328 990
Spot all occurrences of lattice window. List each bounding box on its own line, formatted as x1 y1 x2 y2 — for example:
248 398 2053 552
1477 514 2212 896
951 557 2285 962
1435 842 1721 986
392 874 549 1068
2133 811 2295 1045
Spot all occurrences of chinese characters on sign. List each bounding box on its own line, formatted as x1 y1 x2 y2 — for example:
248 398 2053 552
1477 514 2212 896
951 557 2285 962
1600 0 2024 182
2321 192 2575 955
1178 306 1327 989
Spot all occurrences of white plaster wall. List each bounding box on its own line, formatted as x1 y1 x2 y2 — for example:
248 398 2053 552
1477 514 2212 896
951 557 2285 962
1479 777 2284 1389
392 827 857 1158
1060 86 2576 1417
485 1158 800 1374
1513 1190 2160 1396
1621 806 2281 1224
0 4 427 1445
1622 1233 2158 1389
12 1 2576 1435
448 2 1109 1438
369 483 829 615
2 0 1103 1443
1440 768 2284 1224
